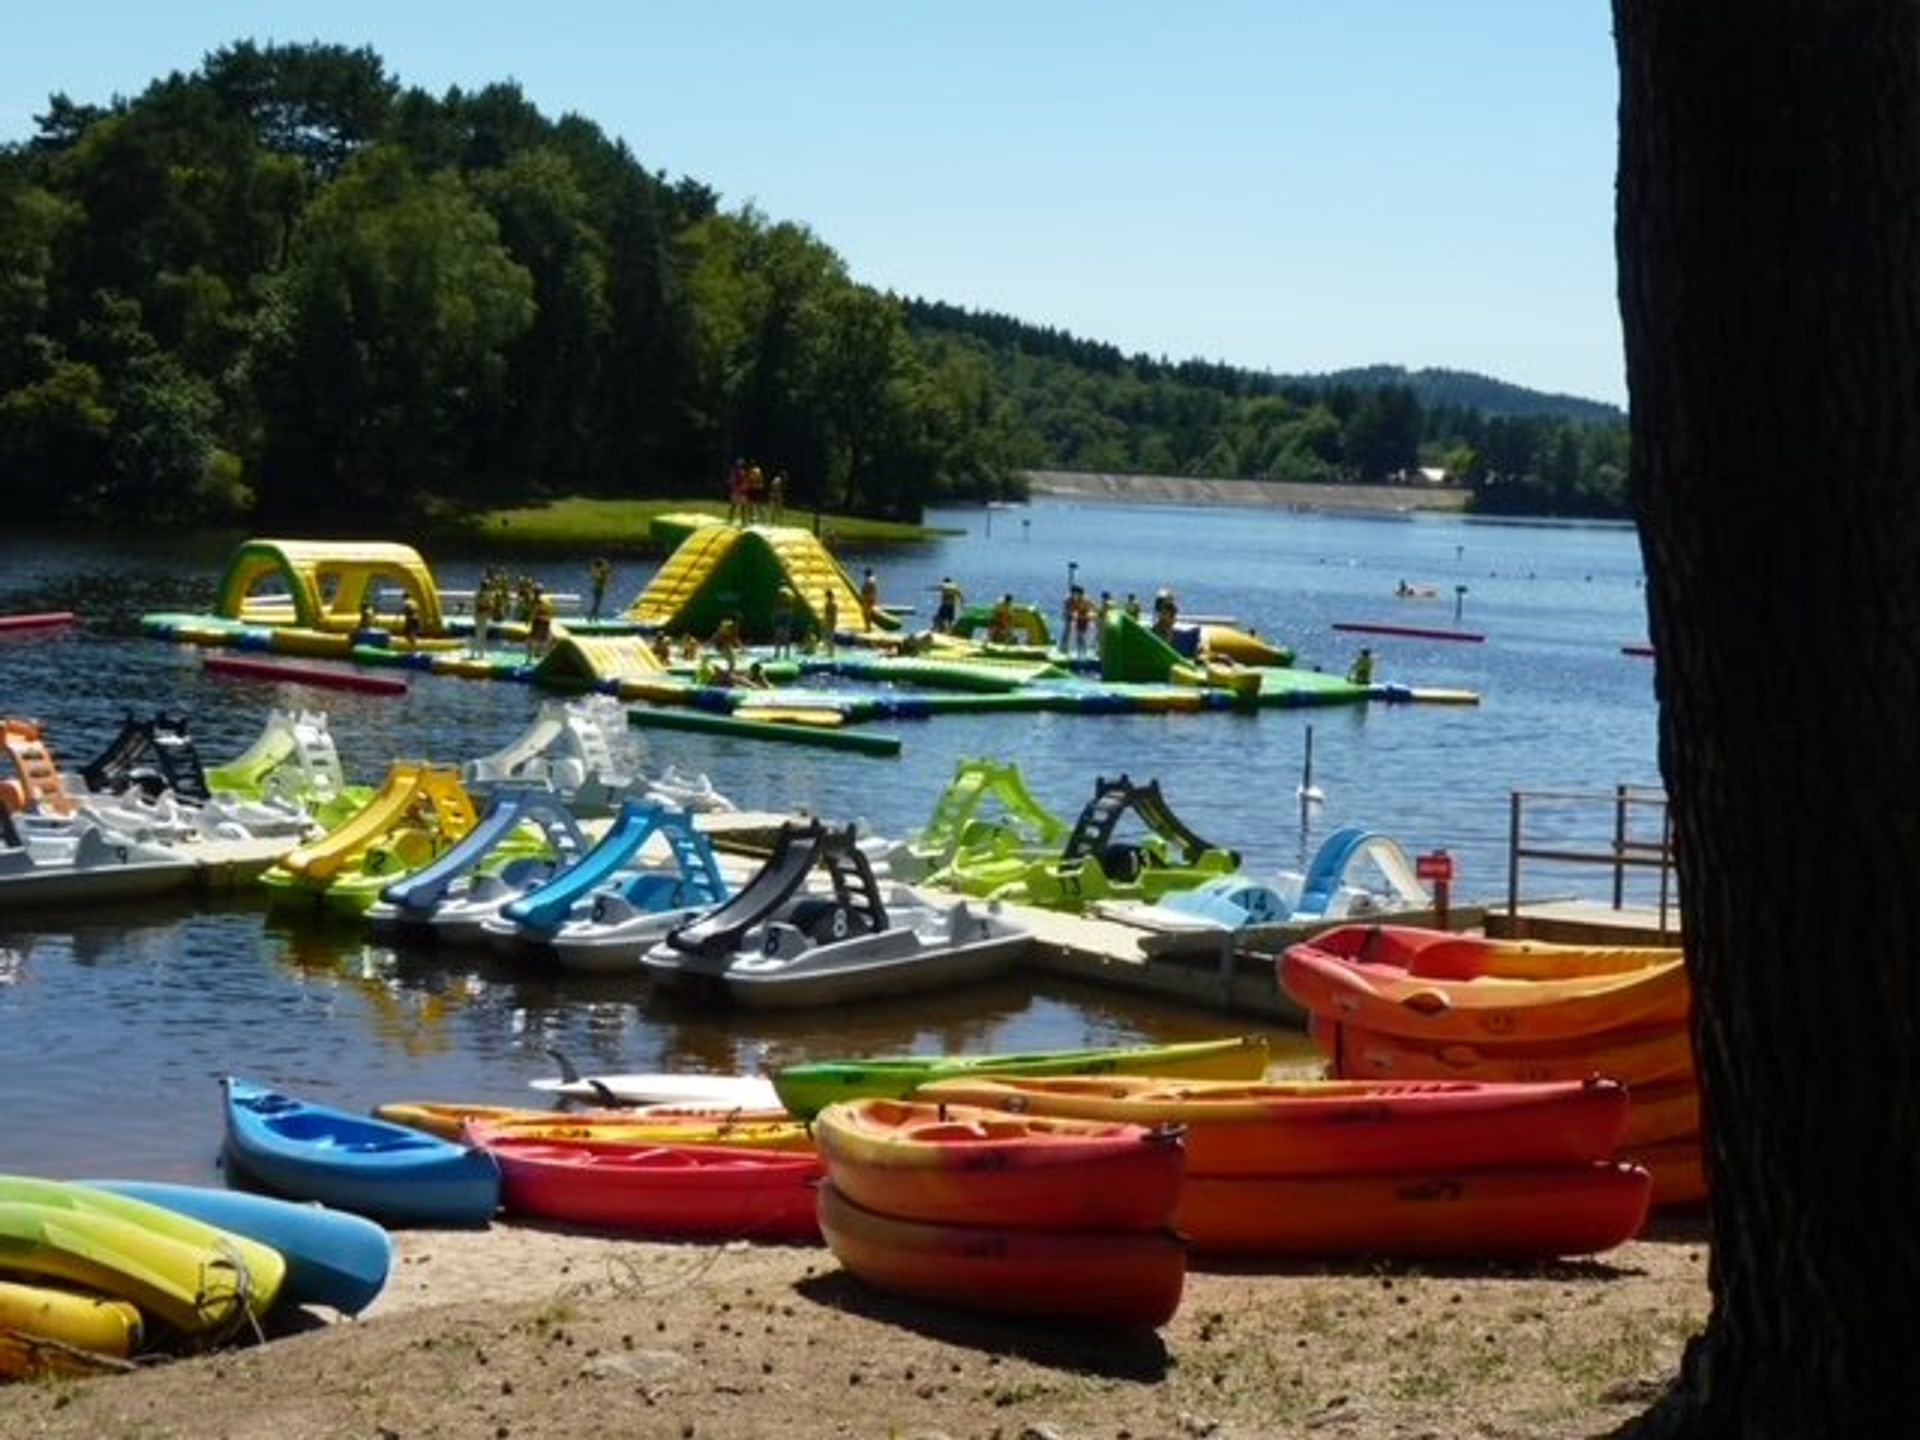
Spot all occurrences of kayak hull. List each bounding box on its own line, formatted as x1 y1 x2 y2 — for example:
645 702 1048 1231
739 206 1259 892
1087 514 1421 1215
1176 1162 1654 1258
817 1183 1185 1329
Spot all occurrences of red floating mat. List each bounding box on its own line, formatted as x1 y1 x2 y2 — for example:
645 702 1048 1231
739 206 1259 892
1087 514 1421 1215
204 654 407 696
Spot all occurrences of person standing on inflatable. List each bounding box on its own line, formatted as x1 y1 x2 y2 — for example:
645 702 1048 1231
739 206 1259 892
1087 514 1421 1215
859 568 880 630
820 588 840 653
587 557 613 621
932 576 962 633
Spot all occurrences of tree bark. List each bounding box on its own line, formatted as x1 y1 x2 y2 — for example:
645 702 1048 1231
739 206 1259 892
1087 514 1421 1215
1615 3 1920 1435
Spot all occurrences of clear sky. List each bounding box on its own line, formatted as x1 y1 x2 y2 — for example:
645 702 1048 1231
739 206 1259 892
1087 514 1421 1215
2 2 1624 404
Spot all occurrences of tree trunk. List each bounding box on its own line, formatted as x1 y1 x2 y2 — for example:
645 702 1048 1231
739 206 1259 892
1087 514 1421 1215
1615 4 1920 1435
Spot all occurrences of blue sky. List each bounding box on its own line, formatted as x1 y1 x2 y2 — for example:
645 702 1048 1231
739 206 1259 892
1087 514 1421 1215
2 3 1624 403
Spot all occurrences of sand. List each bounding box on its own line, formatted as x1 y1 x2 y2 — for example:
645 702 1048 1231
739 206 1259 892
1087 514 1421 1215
1 1214 1708 1439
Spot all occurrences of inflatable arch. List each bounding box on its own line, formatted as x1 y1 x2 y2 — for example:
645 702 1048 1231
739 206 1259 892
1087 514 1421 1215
215 540 446 635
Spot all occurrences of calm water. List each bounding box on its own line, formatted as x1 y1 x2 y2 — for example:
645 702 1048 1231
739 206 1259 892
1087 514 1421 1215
0 500 1657 1180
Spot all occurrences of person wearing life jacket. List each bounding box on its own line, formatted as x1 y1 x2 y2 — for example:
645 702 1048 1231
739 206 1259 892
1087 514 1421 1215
1347 646 1376 686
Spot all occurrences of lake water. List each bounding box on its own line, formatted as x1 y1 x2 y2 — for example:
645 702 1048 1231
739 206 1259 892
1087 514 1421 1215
0 500 1658 1181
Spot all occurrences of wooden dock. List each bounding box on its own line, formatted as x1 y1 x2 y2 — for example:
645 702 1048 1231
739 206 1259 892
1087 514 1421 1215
1485 899 1680 945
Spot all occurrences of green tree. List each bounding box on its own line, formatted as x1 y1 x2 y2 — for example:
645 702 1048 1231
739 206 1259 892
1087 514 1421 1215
252 145 533 517
470 146 612 492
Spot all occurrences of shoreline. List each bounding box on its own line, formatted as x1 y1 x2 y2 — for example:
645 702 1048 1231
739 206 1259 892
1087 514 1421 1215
1022 469 1474 513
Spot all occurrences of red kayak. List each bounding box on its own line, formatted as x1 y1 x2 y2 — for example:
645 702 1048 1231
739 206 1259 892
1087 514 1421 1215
0 612 76 633
818 1183 1185 1329
812 1098 1184 1231
1177 1161 1654 1259
484 1137 823 1242
912 1074 1631 1178
204 653 407 696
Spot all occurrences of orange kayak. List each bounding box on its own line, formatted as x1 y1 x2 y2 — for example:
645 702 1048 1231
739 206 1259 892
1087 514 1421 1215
1176 1161 1653 1259
1280 938 1689 1042
911 1074 1629 1177
813 1098 1184 1230
1620 1080 1700 1149
1309 1013 1696 1089
817 1183 1185 1329
1621 1137 1707 1208
487 1138 823 1241
1300 924 1683 980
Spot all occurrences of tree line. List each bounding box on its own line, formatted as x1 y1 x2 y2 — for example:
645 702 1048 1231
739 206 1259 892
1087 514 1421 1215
0 41 1627 528
906 299 1632 517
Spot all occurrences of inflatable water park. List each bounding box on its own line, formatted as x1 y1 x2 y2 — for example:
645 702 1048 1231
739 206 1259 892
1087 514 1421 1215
139 519 1477 749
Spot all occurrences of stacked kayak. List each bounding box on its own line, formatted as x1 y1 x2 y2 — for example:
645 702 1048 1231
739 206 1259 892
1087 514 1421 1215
0 1176 390 1379
773 1033 1270 1119
0 1280 143 1378
88 1181 392 1315
916 1074 1651 1260
814 1098 1186 1327
1281 924 1704 1207
223 1077 501 1226
0 1176 287 1378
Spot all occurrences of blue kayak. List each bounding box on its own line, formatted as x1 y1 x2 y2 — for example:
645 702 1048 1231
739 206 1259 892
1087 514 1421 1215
90 1178 394 1314
221 1077 500 1228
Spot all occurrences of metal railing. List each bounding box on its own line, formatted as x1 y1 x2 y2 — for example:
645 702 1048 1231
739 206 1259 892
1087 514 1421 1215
1507 784 1678 936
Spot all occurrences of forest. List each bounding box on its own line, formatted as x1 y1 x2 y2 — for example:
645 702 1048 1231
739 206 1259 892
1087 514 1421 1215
0 42 1630 526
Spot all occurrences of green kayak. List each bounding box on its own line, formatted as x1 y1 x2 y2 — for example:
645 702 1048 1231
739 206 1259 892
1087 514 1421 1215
772 1034 1270 1119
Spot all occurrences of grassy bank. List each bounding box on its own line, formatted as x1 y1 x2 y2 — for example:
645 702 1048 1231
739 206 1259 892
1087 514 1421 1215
437 497 957 553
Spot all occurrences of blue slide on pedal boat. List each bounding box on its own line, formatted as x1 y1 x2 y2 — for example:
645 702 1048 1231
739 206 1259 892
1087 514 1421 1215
480 799 728 970
221 1077 500 1227
364 787 587 946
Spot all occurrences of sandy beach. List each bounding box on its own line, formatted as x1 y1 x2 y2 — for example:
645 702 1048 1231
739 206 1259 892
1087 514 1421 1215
1022 471 1473 514
2 1214 1706 1439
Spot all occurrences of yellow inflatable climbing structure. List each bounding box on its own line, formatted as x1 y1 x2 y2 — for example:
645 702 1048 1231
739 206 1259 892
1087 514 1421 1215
627 518 891 641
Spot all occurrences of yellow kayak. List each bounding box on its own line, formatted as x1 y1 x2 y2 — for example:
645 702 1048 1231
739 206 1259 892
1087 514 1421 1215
374 1101 554 1142
377 1102 796 1142
467 1113 814 1152
0 1177 287 1337
0 1279 142 1378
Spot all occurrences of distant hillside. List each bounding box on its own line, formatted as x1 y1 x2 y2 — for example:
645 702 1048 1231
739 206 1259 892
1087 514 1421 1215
1281 365 1622 424
904 299 1632 518
903 300 1620 424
